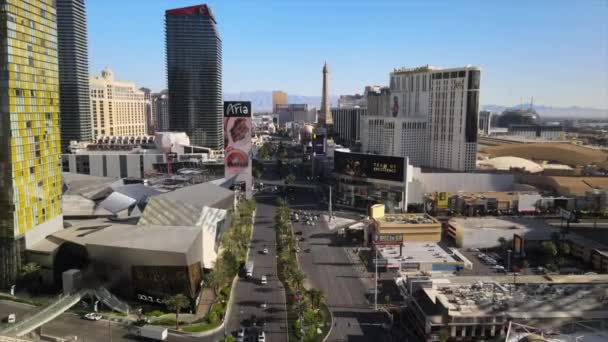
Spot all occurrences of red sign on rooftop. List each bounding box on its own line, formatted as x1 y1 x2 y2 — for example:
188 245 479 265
165 4 209 16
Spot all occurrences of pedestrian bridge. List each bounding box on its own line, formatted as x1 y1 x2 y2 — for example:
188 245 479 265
1 287 130 337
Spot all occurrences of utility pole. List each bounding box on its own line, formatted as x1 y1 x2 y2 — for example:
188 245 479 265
329 186 333 222
374 247 379 311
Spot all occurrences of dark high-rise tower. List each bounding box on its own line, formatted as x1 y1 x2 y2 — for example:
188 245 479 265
165 4 223 149
57 0 91 151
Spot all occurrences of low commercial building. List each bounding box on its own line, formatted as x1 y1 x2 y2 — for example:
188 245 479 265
446 191 541 216
376 243 470 273
398 275 608 341
63 132 224 179
371 204 441 243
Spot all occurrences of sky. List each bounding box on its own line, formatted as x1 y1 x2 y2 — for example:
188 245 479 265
87 0 608 108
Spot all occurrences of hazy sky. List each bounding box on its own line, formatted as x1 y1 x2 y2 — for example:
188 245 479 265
87 0 608 108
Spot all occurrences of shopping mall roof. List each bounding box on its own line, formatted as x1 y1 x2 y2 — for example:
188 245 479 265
478 156 544 173
45 218 200 254
153 181 234 210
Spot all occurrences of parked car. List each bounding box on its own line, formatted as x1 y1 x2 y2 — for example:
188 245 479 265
260 275 267 285
258 331 266 342
84 312 103 321
5 314 16 324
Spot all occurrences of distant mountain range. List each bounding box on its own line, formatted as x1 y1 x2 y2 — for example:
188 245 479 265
224 91 337 112
482 104 608 119
225 91 606 119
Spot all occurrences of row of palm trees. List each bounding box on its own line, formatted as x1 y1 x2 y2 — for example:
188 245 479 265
275 198 328 341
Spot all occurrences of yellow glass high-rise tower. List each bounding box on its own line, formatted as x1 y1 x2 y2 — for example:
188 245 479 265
0 0 63 287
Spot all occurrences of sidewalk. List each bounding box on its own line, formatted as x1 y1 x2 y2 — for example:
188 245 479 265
322 215 355 231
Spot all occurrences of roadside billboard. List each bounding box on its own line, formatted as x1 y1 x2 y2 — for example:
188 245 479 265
334 151 405 182
224 101 252 199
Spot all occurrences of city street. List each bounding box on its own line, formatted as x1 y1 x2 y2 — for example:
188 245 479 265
219 193 289 342
0 299 131 341
287 188 390 342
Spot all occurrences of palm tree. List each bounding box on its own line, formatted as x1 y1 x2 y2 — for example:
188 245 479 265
291 270 306 292
307 288 326 310
164 294 190 330
497 237 507 249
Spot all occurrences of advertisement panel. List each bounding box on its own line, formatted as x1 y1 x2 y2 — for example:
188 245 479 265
312 133 326 155
435 192 449 209
224 101 252 199
513 234 524 255
373 233 403 246
334 151 405 182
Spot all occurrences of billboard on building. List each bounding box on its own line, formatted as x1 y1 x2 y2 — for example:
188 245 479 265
435 192 449 209
312 133 326 155
224 101 252 199
334 151 405 182
513 234 525 255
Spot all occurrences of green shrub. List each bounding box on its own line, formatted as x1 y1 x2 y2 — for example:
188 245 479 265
147 309 165 317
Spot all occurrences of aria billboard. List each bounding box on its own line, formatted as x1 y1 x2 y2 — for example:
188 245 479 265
224 101 252 198
334 151 405 182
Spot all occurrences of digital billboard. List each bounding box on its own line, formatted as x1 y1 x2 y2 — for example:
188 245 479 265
224 101 252 199
312 133 326 155
334 151 405 182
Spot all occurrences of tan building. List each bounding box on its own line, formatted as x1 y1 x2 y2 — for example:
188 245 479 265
370 204 441 243
90 68 146 137
272 90 287 113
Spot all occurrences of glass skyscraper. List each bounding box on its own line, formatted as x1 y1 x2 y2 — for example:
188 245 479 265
165 4 223 149
0 0 63 287
57 0 91 151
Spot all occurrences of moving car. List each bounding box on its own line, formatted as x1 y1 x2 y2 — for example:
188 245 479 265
245 261 254 278
261 275 267 285
258 331 266 342
262 248 269 254
6 314 16 324
84 312 103 321
128 325 168 341
237 328 246 342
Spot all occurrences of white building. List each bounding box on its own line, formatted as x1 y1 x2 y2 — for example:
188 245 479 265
90 68 147 137
360 65 481 171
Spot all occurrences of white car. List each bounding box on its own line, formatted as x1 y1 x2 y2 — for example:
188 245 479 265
237 328 246 342
84 312 102 321
258 331 266 342
261 275 267 285
262 248 269 254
